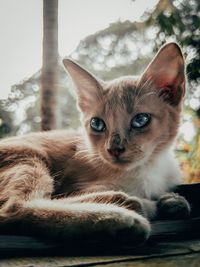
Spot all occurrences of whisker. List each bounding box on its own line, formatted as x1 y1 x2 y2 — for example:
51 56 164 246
136 76 153 95
133 76 154 105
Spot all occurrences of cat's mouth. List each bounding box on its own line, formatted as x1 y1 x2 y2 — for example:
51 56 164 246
102 154 131 166
112 158 131 164
99 149 134 167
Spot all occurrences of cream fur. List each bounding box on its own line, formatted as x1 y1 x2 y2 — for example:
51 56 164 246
120 146 182 199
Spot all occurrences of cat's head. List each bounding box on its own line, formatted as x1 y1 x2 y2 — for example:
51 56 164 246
63 42 186 169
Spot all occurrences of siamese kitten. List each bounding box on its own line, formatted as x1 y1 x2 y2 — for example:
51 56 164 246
0 43 190 244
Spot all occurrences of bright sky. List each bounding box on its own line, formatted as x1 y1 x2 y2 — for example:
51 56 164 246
0 0 158 99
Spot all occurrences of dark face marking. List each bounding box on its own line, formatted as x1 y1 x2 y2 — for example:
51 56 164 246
121 86 137 114
102 84 137 116
110 133 121 147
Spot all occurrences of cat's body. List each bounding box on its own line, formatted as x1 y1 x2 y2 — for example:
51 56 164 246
0 43 190 244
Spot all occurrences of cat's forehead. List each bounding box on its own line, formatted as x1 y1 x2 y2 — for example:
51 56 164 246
104 76 138 91
102 77 139 114
99 76 161 117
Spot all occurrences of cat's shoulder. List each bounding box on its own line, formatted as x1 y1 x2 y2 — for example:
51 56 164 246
2 129 82 141
0 130 85 166
0 130 83 154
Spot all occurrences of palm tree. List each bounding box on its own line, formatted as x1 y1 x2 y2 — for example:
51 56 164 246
41 0 58 131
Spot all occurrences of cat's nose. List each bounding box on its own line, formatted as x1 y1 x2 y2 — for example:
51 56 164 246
107 147 125 158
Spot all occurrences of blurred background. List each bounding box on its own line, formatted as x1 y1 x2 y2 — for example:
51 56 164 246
0 0 199 183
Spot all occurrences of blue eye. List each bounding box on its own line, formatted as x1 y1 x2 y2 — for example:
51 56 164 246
90 117 106 132
131 113 151 129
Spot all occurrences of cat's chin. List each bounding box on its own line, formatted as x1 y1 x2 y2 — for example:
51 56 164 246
101 155 131 168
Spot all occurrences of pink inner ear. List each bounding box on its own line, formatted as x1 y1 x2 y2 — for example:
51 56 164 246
139 43 186 106
152 67 185 105
154 69 183 89
158 85 184 106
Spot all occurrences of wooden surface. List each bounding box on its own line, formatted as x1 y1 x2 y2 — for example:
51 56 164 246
1 238 200 266
0 183 200 266
1 216 200 257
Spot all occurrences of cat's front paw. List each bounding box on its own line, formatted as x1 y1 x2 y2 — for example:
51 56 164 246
116 211 150 245
122 196 144 214
95 209 150 245
157 193 191 219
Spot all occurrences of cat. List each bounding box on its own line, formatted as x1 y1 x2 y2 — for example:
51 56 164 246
0 42 190 245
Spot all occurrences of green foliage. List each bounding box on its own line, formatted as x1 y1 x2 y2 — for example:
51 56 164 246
146 0 200 84
72 20 154 79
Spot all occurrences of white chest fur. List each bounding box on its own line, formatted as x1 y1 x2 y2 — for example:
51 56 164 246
119 148 182 199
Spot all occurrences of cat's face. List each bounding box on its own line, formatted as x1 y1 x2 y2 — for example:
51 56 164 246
63 42 186 169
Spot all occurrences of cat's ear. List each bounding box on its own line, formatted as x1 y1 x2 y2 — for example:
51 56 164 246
138 42 186 106
63 59 103 112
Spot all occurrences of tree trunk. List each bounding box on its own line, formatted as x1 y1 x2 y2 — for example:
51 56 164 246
41 0 58 131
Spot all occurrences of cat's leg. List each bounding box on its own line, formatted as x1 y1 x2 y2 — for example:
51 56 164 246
1 198 150 245
55 189 190 221
157 193 191 219
64 191 144 214
61 191 157 220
